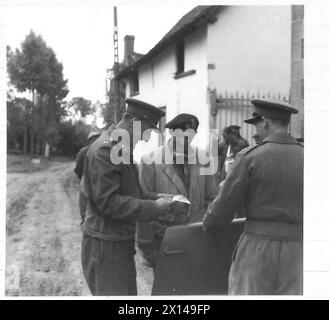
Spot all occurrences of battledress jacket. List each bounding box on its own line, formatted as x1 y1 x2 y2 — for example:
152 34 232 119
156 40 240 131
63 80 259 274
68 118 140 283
82 126 162 242
74 145 88 180
203 132 303 240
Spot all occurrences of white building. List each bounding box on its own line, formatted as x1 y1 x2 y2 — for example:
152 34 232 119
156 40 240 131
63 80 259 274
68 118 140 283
118 5 296 157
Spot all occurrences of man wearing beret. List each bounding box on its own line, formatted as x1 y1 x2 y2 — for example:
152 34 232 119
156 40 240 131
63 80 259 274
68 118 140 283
74 131 101 224
217 125 249 185
136 113 218 268
81 98 173 295
203 99 303 295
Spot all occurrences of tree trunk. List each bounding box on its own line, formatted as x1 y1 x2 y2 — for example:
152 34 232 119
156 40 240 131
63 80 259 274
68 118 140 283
30 89 34 155
37 94 44 157
44 142 50 158
23 124 28 155
36 134 40 156
30 127 34 155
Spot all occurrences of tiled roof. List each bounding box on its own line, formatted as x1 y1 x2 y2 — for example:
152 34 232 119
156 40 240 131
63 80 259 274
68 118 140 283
117 5 223 78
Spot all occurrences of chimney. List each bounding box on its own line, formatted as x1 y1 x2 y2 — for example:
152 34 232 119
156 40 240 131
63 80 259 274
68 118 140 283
124 35 135 65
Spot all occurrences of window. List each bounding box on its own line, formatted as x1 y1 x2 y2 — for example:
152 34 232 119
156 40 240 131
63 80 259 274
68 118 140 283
176 41 185 74
174 40 196 79
301 38 304 59
301 79 304 99
130 70 139 96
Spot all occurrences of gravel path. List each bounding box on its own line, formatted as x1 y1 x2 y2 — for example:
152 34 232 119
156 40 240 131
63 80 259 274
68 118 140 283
6 158 153 296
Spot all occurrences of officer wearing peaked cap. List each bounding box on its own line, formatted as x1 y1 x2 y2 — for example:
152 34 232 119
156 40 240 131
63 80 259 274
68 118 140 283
81 97 173 296
203 98 303 295
244 98 298 125
125 98 166 130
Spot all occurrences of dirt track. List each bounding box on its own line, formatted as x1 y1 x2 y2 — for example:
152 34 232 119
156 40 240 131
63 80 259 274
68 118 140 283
6 156 153 296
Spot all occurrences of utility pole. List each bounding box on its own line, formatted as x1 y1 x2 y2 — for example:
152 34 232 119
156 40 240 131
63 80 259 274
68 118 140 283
113 6 119 65
113 6 119 124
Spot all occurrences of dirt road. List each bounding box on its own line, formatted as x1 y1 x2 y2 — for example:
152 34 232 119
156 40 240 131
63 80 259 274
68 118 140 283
6 156 153 296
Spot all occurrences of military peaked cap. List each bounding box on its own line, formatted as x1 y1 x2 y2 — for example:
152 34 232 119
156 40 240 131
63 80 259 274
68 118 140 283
125 98 165 130
87 131 101 141
244 99 298 124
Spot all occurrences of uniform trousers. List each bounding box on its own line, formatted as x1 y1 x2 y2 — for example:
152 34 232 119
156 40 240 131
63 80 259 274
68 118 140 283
81 233 137 296
78 191 87 223
136 223 162 269
228 232 303 295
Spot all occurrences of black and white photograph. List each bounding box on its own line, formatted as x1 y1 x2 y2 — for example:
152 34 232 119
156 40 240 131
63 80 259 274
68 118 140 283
1 0 327 299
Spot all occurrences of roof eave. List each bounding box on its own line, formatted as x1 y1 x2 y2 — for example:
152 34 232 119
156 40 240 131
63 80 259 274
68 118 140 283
116 6 223 79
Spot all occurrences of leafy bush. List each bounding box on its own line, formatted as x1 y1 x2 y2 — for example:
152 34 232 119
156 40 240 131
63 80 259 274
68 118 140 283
56 120 96 158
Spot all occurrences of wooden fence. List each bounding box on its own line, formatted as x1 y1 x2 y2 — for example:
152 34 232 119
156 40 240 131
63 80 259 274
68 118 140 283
209 90 290 146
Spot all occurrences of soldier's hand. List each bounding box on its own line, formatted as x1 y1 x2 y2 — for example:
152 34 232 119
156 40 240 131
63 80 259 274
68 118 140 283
171 201 189 216
155 198 176 223
155 198 173 214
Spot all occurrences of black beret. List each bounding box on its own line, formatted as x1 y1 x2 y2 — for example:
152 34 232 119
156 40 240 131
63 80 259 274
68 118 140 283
165 113 199 131
125 98 165 130
244 99 298 124
224 125 241 135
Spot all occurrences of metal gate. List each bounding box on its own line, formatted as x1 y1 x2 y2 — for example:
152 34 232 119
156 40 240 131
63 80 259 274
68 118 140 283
209 91 290 146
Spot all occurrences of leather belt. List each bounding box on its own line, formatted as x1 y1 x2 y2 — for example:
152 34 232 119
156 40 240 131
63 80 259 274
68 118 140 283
245 219 303 241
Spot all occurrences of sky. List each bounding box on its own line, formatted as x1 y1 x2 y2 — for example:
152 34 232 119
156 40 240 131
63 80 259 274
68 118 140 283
4 3 195 104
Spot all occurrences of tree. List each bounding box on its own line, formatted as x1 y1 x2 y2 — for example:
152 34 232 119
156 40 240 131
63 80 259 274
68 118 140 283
101 100 114 126
69 97 93 118
55 120 95 158
7 97 32 153
7 30 69 157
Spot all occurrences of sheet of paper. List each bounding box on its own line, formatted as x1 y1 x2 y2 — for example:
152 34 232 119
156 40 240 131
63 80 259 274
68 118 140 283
172 194 191 205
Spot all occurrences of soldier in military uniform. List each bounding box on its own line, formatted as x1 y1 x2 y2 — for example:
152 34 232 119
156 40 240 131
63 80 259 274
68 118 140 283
74 132 101 180
81 98 174 296
74 131 100 223
203 99 303 295
136 114 218 268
